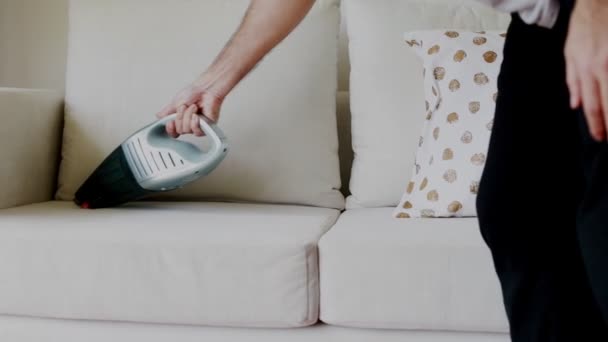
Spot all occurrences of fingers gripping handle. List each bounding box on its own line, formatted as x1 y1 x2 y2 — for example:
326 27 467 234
155 113 226 148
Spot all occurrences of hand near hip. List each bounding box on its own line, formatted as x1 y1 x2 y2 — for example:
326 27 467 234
566 0 608 141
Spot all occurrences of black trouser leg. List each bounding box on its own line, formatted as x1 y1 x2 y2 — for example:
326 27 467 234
577 106 608 323
476 2 608 340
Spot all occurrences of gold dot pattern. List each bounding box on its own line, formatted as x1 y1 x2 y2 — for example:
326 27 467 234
473 37 487 45
483 51 498 63
443 148 454 160
443 169 457 183
434 67 446 80
454 50 467 62
469 102 480 114
428 45 440 55
448 201 463 213
396 212 411 219
407 182 415 194
449 79 461 92
420 177 429 191
396 30 504 218
461 131 473 144
474 73 489 85
471 153 486 166
470 181 479 194
427 190 439 202
406 39 421 47
447 112 459 124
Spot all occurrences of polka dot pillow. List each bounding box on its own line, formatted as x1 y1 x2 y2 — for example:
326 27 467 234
394 30 505 219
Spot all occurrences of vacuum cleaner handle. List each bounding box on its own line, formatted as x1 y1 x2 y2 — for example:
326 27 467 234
155 113 226 143
148 113 228 167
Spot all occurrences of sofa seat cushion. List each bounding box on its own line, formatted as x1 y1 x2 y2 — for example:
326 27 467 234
319 208 508 333
0 316 510 342
0 201 339 328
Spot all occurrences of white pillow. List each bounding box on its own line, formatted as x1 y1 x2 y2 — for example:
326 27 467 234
343 0 510 209
57 0 344 209
394 30 505 218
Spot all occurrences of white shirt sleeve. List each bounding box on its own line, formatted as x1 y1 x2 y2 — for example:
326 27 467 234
478 0 560 28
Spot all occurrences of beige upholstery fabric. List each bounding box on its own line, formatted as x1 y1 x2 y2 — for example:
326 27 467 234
319 208 508 333
0 316 509 342
0 201 339 328
0 88 63 209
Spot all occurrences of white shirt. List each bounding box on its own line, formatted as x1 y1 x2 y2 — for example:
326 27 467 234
479 0 560 28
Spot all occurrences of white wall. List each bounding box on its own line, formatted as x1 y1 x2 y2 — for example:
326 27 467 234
0 0 68 91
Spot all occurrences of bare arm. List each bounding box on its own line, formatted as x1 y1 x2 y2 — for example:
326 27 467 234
157 0 315 137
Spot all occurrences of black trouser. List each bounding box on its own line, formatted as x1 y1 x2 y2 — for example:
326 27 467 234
476 1 608 341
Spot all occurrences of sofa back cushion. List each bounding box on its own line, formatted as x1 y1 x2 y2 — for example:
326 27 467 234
343 0 509 208
57 0 344 209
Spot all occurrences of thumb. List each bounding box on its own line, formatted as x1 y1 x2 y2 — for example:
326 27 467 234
156 102 176 119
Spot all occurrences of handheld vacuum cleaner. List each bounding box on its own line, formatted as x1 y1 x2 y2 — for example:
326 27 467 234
74 114 228 209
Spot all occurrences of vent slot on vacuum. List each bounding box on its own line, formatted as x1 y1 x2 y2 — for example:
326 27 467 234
158 152 168 169
168 153 176 167
127 142 145 178
154 151 184 171
149 151 160 171
137 138 154 175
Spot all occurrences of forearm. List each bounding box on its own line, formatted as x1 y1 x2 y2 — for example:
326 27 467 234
196 0 315 98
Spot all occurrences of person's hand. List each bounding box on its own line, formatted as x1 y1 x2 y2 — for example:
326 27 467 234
156 83 224 138
565 0 608 141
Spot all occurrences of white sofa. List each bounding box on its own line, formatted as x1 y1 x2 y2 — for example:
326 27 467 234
0 0 511 341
